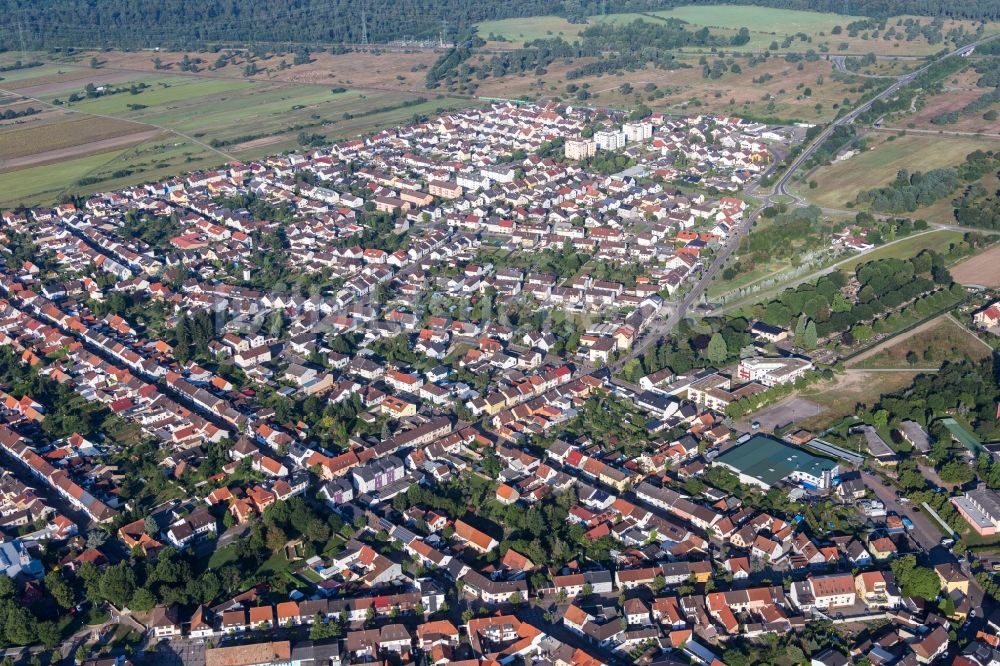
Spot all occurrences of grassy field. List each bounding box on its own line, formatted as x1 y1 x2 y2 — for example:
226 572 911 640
806 134 1000 210
841 230 967 271
0 148 139 207
475 52 852 123
854 315 991 369
707 262 788 298
479 7 987 54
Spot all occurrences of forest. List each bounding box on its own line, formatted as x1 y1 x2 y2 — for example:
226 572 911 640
4 0 1000 50
425 19 730 90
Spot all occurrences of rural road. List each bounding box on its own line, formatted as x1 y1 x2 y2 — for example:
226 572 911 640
830 55 905 79
870 125 1000 139
775 36 992 199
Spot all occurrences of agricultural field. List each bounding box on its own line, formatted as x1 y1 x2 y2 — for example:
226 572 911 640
0 115 150 162
0 147 140 208
0 51 469 206
804 133 999 210
852 315 991 369
952 243 1000 287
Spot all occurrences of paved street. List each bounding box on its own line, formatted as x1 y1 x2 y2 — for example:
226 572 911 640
861 471 943 551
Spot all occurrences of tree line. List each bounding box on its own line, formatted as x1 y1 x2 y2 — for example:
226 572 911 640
6 1 1000 51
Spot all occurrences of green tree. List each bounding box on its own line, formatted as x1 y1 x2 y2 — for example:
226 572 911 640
706 332 728 365
130 587 156 612
803 320 818 349
794 313 808 342
100 561 137 608
891 554 941 600
4 606 36 645
45 572 75 609
939 459 974 485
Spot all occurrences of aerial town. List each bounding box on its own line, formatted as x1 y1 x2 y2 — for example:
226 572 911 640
0 93 998 666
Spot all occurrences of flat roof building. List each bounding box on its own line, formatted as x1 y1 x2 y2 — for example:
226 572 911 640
713 435 839 490
951 485 1000 536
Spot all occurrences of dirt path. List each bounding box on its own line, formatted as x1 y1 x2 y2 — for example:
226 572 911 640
844 316 944 367
0 129 164 171
230 133 289 152
871 125 1000 140
716 227 942 314
0 84 236 161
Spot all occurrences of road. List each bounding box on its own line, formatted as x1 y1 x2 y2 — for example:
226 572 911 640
775 37 991 199
830 55 905 79
861 471 942 551
858 471 987 617
614 35 999 372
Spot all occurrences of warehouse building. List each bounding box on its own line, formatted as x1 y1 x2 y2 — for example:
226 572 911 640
713 435 839 490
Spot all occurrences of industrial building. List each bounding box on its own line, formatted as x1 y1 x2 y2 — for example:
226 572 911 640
713 435 839 490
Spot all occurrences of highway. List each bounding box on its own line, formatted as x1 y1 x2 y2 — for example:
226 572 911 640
614 35 997 372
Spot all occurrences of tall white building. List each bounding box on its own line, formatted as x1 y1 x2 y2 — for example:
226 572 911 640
564 138 596 160
594 129 626 151
623 121 653 142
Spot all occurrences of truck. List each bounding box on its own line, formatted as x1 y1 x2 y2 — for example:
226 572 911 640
901 517 914 531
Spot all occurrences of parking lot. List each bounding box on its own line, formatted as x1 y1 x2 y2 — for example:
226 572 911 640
743 396 826 432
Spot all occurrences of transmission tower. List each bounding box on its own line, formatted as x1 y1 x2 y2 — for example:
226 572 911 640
360 6 368 45
17 21 27 61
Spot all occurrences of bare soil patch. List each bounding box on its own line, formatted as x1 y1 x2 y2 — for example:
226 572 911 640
747 396 826 431
951 243 1000 287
